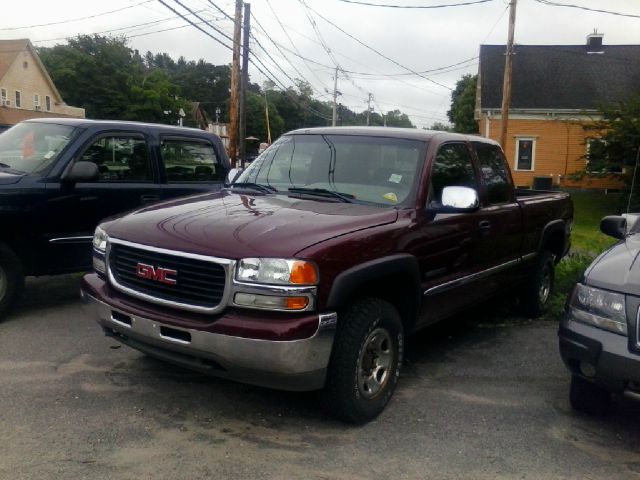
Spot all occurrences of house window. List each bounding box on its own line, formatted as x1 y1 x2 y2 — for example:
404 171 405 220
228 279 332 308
0 88 7 105
15 91 21 108
515 138 535 171
45 95 51 111
34 94 40 110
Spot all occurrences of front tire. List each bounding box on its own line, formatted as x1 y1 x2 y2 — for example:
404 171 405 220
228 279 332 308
520 250 555 318
323 298 404 424
569 375 611 415
0 243 24 319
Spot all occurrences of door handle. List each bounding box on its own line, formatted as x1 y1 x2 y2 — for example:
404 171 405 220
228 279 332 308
478 220 491 237
140 194 160 204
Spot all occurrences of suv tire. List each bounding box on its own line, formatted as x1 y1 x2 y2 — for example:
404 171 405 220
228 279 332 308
0 243 24 319
323 298 404 424
520 250 554 318
569 375 611 415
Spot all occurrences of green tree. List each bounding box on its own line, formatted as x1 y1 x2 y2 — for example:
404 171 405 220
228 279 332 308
384 109 414 128
428 122 453 131
583 96 640 209
447 74 478 133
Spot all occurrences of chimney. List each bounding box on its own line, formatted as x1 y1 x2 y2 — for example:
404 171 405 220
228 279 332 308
586 30 604 54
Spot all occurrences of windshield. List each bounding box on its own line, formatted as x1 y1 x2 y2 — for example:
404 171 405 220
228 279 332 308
234 134 426 206
0 122 78 174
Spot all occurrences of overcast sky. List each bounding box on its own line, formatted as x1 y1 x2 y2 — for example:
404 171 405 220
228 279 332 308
3 0 640 128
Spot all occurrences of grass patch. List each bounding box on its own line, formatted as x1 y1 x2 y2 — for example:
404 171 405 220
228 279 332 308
570 191 619 255
548 191 621 318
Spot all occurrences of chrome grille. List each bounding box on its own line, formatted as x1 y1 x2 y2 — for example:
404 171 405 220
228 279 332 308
107 240 229 312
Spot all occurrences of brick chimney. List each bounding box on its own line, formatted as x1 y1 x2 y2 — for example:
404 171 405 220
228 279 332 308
586 31 604 54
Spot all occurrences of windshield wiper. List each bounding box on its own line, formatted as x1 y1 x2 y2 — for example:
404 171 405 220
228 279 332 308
288 187 355 203
230 182 277 193
0 162 11 168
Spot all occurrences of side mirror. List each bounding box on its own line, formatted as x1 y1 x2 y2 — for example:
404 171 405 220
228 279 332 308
225 167 243 186
429 186 480 213
63 161 99 183
600 215 627 239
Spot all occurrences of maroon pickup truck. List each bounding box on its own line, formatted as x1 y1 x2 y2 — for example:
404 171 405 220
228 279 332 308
81 127 572 423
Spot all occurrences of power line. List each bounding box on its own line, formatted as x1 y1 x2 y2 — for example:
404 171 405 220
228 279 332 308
304 3 453 91
264 0 330 90
30 10 214 44
169 0 239 47
0 0 154 31
157 0 233 51
533 0 640 19
336 0 493 8
249 15 326 94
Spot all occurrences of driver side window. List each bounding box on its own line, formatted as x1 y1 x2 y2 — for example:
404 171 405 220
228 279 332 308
429 143 478 204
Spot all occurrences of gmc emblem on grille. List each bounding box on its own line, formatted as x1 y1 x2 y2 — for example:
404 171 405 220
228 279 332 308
135 263 178 285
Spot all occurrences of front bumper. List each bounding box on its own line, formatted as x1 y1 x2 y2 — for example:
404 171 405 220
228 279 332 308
559 317 640 400
81 275 337 391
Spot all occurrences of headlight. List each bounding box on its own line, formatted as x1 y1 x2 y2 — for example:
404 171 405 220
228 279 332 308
569 283 627 336
93 226 108 252
236 258 318 285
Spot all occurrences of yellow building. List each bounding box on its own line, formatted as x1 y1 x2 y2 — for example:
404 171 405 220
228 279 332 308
0 39 84 129
476 34 634 191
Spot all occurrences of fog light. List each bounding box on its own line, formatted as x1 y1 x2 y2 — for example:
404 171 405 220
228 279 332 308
580 361 596 378
234 293 309 310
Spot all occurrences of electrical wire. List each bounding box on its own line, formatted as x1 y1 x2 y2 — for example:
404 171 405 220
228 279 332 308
264 0 330 90
533 0 640 19
30 10 214 44
0 0 154 31
303 3 453 91
336 0 493 8
157 0 233 50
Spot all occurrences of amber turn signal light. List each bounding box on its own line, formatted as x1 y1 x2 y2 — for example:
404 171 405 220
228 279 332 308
289 261 319 285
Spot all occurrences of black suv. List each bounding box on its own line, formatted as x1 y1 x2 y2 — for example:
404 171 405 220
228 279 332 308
0 118 230 316
560 214 640 414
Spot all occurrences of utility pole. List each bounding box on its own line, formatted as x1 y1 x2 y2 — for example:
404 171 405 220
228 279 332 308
499 0 517 150
239 2 250 168
332 66 339 127
264 90 272 144
366 93 373 126
229 0 242 166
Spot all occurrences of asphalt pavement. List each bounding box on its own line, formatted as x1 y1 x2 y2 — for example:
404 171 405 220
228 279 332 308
1 274 639 480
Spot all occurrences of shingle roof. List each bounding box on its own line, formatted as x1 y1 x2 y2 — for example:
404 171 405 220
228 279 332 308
0 39 29 81
479 44 640 111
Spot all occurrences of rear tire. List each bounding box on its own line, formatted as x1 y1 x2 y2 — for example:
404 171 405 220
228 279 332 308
0 243 25 320
520 250 555 318
323 298 404 424
569 375 611 415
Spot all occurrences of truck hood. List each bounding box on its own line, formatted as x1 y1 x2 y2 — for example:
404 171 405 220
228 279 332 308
584 235 640 296
0 171 24 185
105 191 398 258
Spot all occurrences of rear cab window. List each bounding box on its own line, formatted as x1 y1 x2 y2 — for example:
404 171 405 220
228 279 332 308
159 136 224 183
473 142 514 205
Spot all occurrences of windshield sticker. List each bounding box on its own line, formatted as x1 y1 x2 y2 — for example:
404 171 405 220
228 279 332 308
383 192 398 203
389 173 402 183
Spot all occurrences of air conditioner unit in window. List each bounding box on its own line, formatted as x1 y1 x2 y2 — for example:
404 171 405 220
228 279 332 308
35 105 41 111
1 99 10 107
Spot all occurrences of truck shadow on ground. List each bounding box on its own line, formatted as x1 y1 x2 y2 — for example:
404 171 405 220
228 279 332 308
14 273 84 317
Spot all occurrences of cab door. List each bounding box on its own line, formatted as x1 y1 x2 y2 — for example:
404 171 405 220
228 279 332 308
413 141 490 327
42 131 160 272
